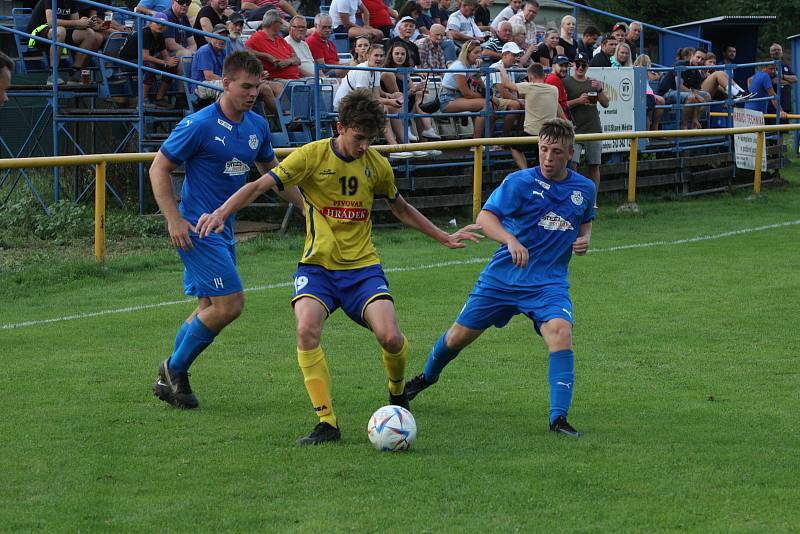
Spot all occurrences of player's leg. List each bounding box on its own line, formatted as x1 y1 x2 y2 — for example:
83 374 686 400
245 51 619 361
362 298 410 408
173 297 211 352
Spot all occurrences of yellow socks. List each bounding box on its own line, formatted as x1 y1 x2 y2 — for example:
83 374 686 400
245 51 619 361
297 346 336 428
382 335 408 395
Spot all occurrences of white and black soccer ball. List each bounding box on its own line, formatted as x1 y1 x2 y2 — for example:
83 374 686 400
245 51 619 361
367 405 416 452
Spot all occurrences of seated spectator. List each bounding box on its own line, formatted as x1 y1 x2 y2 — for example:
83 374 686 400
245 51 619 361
240 0 298 26
439 40 498 141
720 44 736 65
119 12 179 107
610 42 632 67
625 21 642 58
692 49 747 101
511 23 536 68
435 0 453 21
610 22 627 47
245 10 301 81
416 0 437 36
26 0 103 85
163 0 197 57
362 0 397 38
745 61 787 118
380 41 439 140
656 48 705 130
532 29 563 68
306 13 345 77
501 62 563 169
190 23 228 100
193 0 233 49
474 0 492 33
508 1 540 49
393 3 421 41
447 0 485 49
350 36 372 65
329 0 384 41
490 0 521 33
558 15 577 60
576 26 599 58
416 23 447 69
633 54 665 130
135 0 172 16
487 42 524 138
0 51 11 106
589 33 615 67
225 13 246 54
544 54 570 118
482 20 512 61
286 16 315 77
387 16 421 66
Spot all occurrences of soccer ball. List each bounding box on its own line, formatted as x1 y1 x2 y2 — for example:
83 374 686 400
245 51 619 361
367 405 416 452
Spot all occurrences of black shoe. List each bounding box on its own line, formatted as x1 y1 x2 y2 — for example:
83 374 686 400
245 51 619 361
153 359 199 409
549 415 581 438
297 421 341 445
389 388 410 411
405 373 435 401
153 97 172 109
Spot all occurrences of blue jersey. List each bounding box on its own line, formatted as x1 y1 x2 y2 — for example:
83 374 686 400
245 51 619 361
745 71 773 114
478 167 595 290
160 102 275 244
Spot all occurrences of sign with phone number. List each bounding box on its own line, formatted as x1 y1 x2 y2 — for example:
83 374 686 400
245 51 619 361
587 67 638 153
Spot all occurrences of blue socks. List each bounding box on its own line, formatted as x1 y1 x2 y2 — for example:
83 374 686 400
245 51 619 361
172 320 191 352
548 349 575 424
168 316 217 374
422 333 461 382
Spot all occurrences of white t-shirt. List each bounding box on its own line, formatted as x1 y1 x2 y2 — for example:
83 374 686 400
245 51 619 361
329 0 359 29
287 36 315 76
334 61 380 108
491 6 516 31
447 11 482 41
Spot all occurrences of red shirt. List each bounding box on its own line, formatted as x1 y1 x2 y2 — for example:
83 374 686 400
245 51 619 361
544 72 569 117
360 0 392 27
306 31 340 66
245 30 300 80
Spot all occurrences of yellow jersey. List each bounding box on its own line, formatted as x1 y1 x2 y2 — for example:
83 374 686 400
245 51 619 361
270 139 398 270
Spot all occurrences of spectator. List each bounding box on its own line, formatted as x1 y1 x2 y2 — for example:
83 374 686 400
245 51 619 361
502 62 563 169
135 0 172 16
558 15 577 60
436 0 453 21
439 40 497 141
625 21 641 58
119 12 179 107
769 43 797 114
306 13 344 77
381 41 439 140
362 0 396 39
532 29 562 68
720 44 736 65
610 22 626 46
487 42 524 138
416 0 436 35
0 51 12 106
26 0 103 85
657 48 705 130
245 10 301 81
350 36 371 65
576 26 599 58
393 3 422 41
190 23 228 100
240 0 298 25
564 52 608 203
508 1 540 49
446 0 484 49
482 20 512 61
490 0 521 33
163 0 196 57
387 16 422 66
745 61 787 119
474 0 493 33
193 0 232 49
329 0 384 41
544 54 570 118
511 23 536 67
225 13 245 54
610 42 632 67
588 33 614 67
633 54 665 131
693 49 747 100
286 16 315 77
416 23 447 69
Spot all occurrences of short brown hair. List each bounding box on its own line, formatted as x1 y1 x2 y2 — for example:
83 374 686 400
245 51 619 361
527 62 545 79
0 51 13 73
338 89 386 138
223 50 263 78
538 118 575 147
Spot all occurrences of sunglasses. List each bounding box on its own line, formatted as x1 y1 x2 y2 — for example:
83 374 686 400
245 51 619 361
575 63 588 69
176 0 191 5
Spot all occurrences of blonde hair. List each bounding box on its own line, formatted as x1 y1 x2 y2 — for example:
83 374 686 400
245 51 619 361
614 42 633 66
458 40 481 66
632 53 651 68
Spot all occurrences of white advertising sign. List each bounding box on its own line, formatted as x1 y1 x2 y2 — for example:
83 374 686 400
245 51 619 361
733 108 767 170
587 67 636 153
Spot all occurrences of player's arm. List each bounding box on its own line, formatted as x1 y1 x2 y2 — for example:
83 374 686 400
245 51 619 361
388 194 482 249
255 159 305 212
572 221 591 255
150 151 195 251
476 209 528 267
195 171 280 237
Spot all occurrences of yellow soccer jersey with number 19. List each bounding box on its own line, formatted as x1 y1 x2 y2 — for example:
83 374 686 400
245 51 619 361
270 139 398 270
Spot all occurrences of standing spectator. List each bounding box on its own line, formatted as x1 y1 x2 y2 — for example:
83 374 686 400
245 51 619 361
0 51 12 106
416 23 447 69
329 0 384 41
474 0 493 33
387 16 422 66
286 16 315 77
119 12 179 107
576 26 599 58
190 23 228 99
508 1 540 49
482 20 512 61
447 0 485 49
246 10 302 81
745 61 787 119
135 0 172 16
225 13 245 54
625 21 641 58
558 15 577 60
610 22 626 47
544 54 570 118
163 0 196 58
769 43 797 114
564 52 608 204
532 29 562 68
720 44 736 65
307 13 344 77
490 0 521 33
610 42 632 67
193 0 232 49
362 0 396 38
589 33 614 67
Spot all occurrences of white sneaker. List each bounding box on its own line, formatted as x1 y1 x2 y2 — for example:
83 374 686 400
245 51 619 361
427 149 443 156
421 128 442 140
412 150 429 157
406 132 418 142
390 151 414 159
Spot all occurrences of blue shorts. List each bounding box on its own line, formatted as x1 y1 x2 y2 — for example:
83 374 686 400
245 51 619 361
456 280 573 335
291 263 392 328
178 235 243 298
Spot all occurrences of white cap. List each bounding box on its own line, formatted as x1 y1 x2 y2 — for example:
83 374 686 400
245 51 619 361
501 42 523 55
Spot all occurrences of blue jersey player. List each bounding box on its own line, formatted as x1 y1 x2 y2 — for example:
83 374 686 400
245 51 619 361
405 118 595 437
148 50 301 409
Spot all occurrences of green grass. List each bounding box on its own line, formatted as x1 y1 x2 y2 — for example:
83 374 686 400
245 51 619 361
1 168 799 531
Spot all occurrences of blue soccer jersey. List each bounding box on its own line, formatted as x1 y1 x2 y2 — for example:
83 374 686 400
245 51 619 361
160 102 275 244
478 167 596 289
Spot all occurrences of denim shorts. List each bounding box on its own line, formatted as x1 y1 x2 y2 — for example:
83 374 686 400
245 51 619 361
439 88 460 112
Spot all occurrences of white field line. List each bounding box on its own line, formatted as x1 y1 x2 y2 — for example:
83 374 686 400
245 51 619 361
2 219 798 331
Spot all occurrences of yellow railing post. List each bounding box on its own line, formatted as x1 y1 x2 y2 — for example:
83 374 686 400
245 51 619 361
753 131 765 194
94 161 107 264
627 137 639 204
472 145 483 221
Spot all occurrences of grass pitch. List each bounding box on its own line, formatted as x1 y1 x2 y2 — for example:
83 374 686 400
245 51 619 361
1 175 799 531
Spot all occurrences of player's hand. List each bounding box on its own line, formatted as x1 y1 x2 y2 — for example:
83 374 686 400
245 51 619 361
506 237 528 267
195 211 226 238
572 235 590 255
167 217 195 251
441 223 483 248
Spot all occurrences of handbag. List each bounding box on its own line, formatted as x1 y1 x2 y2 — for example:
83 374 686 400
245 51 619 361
419 75 441 113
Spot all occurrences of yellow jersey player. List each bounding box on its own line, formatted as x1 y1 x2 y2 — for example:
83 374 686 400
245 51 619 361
195 89 482 444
